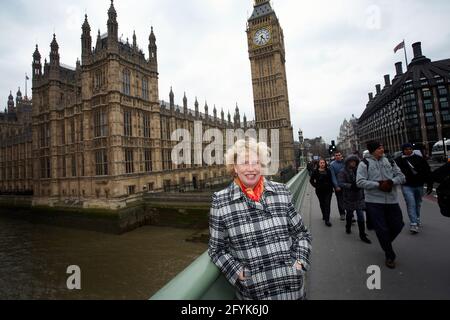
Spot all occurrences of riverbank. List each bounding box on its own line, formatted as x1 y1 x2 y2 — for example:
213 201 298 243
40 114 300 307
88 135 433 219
0 194 211 234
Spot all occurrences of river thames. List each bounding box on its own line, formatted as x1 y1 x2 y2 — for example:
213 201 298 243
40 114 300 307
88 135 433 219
0 214 207 300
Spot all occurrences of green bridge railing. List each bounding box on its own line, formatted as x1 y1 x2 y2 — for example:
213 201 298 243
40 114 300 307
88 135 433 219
150 168 310 300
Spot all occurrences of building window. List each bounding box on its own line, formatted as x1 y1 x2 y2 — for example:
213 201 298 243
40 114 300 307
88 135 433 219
70 118 76 144
40 123 50 147
424 100 434 111
162 149 172 171
124 110 133 137
144 149 152 172
125 148 134 174
440 97 449 109
40 157 51 179
127 185 136 195
95 149 108 176
142 78 149 100
62 156 66 178
143 113 151 138
94 109 108 137
122 69 131 95
60 122 65 145
438 86 448 96
422 89 432 98
71 154 77 177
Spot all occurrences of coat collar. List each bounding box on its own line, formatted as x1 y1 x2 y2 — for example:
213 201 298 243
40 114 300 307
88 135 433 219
230 177 276 202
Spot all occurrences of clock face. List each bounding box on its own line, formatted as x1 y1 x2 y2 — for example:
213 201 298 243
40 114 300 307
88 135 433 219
253 28 271 46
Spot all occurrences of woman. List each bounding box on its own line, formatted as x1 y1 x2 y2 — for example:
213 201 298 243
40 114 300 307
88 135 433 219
208 139 312 300
337 155 371 244
309 159 334 226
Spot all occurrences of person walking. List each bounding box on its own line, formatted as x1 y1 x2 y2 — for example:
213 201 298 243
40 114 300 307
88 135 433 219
208 139 312 300
395 143 432 233
310 159 334 227
357 141 406 269
338 155 371 244
330 151 347 221
427 156 450 217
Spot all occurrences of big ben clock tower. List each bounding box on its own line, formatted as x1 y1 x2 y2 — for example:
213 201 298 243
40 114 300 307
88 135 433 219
247 0 296 174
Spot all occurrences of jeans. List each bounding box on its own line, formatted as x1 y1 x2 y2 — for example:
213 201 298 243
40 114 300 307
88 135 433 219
401 185 424 226
346 209 365 223
365 203 404 260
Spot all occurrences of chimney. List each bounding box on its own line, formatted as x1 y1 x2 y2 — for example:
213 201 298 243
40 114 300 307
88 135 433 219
376 84 381 95
384 74 391 87
395 62 403 76
412 42 423 59
368 92 374 101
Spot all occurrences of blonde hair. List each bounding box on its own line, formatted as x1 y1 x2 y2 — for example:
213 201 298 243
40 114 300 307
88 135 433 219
225 138 271 176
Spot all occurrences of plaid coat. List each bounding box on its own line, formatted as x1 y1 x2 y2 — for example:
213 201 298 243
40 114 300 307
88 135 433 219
208 179 312 300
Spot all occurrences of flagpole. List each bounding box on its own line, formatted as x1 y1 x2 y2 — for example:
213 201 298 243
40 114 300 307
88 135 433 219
25 73 28 98
403 39 409 70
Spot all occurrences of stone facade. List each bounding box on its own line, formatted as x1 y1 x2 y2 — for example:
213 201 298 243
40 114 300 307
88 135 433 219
337 115 360 156
0 90 33 194
246 0 296 172
1 1 256 209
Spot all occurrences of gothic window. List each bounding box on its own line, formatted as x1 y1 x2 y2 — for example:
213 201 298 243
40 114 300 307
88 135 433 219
124 109 133 136
95 149 108 176
94 108 108 137
143 112 151 138
144 149 152 172
142 77 149 100
122 69 131 95
71 154 77 177
70 118 76 143
125 148 134 174
62 156 66 177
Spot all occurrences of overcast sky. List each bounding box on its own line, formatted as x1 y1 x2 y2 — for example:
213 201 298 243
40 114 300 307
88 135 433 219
1 0 449 143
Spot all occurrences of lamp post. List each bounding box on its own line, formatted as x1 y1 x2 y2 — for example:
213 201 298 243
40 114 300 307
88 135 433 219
298 129 304 169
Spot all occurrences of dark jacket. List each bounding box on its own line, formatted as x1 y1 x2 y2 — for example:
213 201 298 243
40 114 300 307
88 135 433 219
310 168 334 194
337 155 365 211
430 163 450 217
395 154 431 187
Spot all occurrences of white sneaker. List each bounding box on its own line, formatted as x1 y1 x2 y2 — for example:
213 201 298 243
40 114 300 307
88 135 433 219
410 225 419 234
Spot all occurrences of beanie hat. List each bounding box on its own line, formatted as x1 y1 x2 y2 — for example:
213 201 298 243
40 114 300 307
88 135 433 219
401 143 414 151
367 141 382 154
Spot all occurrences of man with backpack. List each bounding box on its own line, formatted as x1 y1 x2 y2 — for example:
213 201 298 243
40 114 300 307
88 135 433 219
357 141 406 269
395 143 432 234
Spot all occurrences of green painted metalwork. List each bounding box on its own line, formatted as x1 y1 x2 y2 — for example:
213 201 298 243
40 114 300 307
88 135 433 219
150 168 309 300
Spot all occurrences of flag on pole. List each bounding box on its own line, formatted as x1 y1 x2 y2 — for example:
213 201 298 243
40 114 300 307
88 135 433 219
394 41 405 53
25 75 29 80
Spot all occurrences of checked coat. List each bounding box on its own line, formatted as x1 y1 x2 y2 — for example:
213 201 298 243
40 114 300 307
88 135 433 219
208 179 312 300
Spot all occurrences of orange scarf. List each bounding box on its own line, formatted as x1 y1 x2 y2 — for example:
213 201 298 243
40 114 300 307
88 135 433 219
235 176 264 202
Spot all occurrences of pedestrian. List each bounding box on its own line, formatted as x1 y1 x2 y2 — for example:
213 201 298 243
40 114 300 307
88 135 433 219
330 151 347 221
356 141 406 269
310 159 334 227
337 155 371 244
395 143 432 233
427 156 450 217
208 139 312 300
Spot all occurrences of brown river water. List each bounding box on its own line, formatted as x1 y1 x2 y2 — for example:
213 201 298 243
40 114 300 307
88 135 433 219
0 214 207 300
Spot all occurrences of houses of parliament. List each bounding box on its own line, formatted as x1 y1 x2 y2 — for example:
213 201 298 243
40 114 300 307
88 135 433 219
0 0 296 209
